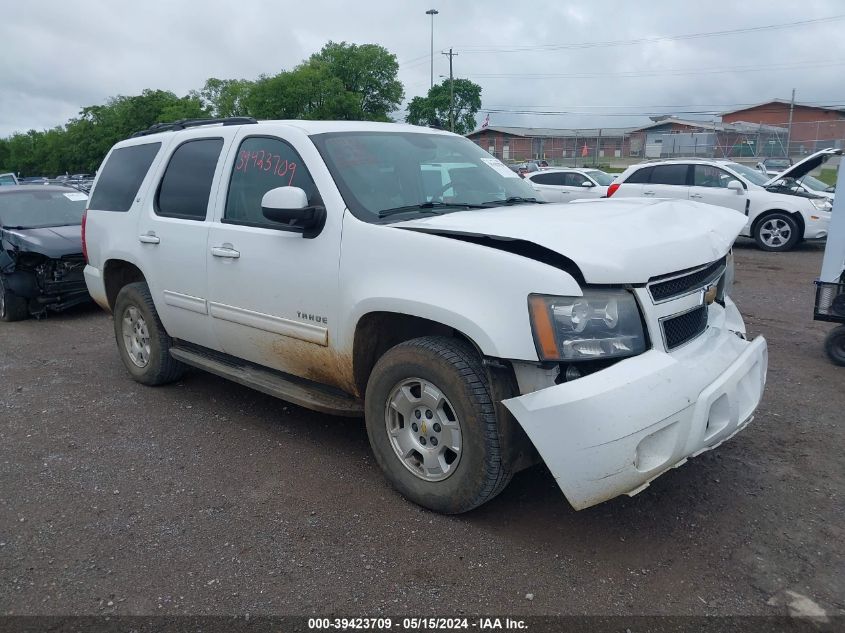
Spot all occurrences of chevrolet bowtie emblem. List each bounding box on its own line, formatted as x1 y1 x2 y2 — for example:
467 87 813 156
704 284 718 305
421 421 428 434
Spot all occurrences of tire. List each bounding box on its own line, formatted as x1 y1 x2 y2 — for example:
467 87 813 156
753 212 800 252
824 325 845 367
0 275 29 322
364 336 513 514
112 281 185 385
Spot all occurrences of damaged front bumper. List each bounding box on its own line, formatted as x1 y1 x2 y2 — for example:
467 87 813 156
503 303 767 511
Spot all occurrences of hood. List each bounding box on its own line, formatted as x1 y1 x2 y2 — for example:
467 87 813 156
0 224 83 258
763 147 842 187
393 198 746 284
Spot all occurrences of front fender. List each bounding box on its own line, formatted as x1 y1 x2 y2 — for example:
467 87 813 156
337 214 583 360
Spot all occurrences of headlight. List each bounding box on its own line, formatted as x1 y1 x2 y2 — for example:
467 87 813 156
528 290 647 361
810 198 832 211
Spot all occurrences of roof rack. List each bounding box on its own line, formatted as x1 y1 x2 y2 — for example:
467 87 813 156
131 117 258 138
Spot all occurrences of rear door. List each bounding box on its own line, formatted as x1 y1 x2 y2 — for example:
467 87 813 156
688 164 746 213
642 164 691 200
526 171 568 202
136 130 234 349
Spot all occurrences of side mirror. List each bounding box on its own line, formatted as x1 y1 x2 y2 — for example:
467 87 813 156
580 181 594 187
727 180 744 194
261 187 326 239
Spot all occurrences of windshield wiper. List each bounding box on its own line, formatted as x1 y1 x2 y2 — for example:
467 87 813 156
480 196 544 207
378 201 486 219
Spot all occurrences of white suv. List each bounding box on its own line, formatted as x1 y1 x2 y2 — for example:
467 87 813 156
83 118 767 514
608 156 833 251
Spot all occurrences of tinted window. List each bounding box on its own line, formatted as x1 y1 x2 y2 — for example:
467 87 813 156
625 166 653 184
225 137 319 227
693 165 732 188
0 174 16 186
89 143 161 212
564 173 592 187
650 164 689 186
155 139 223 220
530 172 566 186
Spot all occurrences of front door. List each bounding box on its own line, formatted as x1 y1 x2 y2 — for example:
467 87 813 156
688 164 747 213
205 132 347 390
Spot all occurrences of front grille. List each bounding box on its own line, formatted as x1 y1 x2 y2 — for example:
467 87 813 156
649 257 726 303
661 305 708 350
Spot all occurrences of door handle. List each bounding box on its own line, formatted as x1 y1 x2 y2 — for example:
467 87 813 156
690 193 704 199
138 233 160 244
643 190 655 196
211 245 240 259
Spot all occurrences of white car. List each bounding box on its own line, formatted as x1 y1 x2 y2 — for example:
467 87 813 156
83 118 767 514
523 168 614 202
609 154 834 251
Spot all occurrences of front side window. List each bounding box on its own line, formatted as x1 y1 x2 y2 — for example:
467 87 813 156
89 142 161 212
584 170 614 186
156 139 224 220
650 164 690 186
693 165 733 188
224 137 319 227
311 131 539 222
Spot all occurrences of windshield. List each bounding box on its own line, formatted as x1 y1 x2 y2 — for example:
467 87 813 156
764 159 791 169
797 175 830 192
584 170 615 186
311 131 539 222
0 189 87 229
725 163 769 187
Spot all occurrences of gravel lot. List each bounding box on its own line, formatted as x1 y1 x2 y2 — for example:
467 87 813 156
1 239 843 618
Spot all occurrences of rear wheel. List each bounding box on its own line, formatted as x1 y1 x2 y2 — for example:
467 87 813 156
364 336 513 514
113 282 185 385
824 326 845 367
753 212 800 252
0 275 28 322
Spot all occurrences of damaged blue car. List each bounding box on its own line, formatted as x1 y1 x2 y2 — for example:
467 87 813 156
0 185 91 321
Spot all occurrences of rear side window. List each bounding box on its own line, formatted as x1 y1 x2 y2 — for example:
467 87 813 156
224 136 319 228
89 143 161 212
650 164 690 186
625 166 653 184
155 139 224 220
530 172 566 186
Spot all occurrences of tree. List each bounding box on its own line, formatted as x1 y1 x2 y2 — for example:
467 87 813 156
307 41 404 120
193 78 254 118
405 79 482 135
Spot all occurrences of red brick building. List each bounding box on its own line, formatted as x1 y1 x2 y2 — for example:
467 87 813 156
721 100 845 153
465 126 634 163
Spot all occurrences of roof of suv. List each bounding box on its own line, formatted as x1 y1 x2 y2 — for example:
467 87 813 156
126 119 452 143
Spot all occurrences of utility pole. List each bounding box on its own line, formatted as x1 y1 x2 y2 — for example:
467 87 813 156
425 9 438 90
785 88 796 158
442 48 458 132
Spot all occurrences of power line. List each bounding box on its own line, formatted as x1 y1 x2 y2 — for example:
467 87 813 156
465 59 845 80
455 14 845 54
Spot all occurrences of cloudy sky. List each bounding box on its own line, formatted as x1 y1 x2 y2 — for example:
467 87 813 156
2 0 844 137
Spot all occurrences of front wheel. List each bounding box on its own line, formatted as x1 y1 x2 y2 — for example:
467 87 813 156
753 212 800 252
364 336 513 514
0 275 28 322
824 325 845 367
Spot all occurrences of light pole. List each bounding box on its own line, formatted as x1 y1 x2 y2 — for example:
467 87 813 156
425 9 438 90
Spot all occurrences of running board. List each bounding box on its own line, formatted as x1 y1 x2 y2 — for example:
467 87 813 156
170 345 363 417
